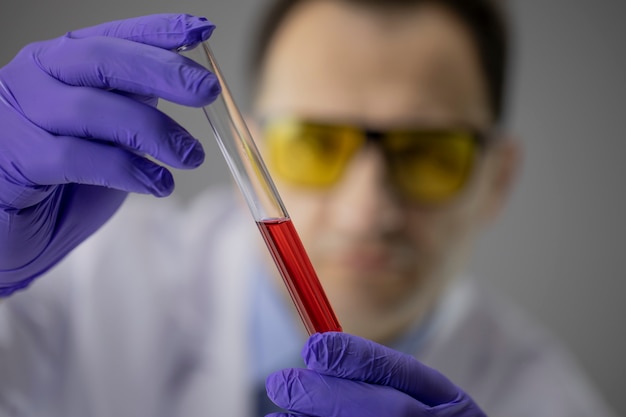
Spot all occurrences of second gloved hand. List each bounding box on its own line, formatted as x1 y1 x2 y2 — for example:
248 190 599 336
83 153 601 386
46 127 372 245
0 14 221 296
266 332 487 417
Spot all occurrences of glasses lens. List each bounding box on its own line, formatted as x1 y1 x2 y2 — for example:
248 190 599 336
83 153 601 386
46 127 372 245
265 119 480 203
265 120 363 186
385 130 478 203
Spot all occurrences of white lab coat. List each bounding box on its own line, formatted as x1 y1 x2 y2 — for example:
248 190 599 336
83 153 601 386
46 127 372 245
0 188 617 417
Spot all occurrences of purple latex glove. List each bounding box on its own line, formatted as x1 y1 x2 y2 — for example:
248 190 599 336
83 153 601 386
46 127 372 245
0 14 221 296
266 332 487 417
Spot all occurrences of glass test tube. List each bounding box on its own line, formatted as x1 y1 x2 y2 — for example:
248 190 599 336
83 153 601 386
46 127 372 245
179 41 342 335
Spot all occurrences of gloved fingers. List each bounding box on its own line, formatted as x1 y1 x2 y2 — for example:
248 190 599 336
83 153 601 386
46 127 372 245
66 13 215 50
10 133 175 197
14 82 204 169
33 35 220 107
266 368 424 417
303 332 459 407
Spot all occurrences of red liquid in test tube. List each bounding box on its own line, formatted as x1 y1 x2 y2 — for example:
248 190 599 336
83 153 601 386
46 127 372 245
257 217 342 335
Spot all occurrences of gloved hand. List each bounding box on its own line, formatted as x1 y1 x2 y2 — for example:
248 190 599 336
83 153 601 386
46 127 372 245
0 14 220 296
266 332 487 417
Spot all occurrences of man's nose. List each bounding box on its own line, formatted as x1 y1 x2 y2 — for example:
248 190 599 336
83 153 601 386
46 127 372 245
329 147 404 235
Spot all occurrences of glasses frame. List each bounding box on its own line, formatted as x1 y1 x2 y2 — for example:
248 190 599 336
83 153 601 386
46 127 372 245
261 117 498 205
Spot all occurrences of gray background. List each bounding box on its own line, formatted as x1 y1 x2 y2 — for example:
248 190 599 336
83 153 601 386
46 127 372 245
1 0 624 414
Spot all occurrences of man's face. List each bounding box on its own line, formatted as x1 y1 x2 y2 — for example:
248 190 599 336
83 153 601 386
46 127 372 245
254 1 515 342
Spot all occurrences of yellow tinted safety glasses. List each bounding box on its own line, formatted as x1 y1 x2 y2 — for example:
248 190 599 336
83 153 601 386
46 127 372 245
264 118 489 204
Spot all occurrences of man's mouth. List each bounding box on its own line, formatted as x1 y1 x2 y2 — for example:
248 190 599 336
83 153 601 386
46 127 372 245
324 243 414 275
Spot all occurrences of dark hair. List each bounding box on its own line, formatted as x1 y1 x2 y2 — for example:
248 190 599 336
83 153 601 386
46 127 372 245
249 0 511 123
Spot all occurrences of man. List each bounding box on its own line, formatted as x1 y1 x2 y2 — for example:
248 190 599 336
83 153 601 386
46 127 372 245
0 1 616 416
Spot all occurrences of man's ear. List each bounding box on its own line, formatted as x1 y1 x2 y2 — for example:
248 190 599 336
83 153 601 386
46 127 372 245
481 136 522 223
